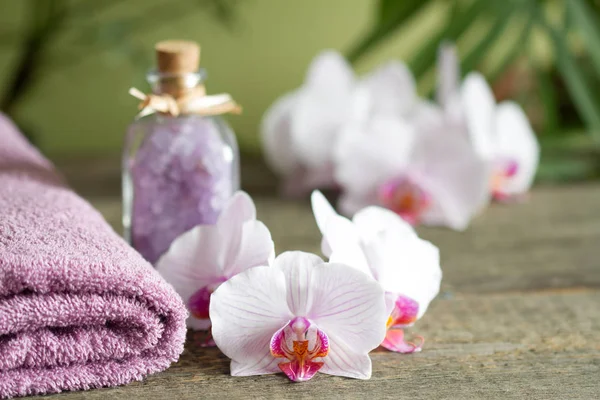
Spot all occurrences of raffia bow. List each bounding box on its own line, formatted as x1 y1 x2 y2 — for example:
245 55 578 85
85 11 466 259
129 85 242 118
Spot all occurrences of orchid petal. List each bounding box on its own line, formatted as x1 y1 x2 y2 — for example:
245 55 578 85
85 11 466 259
275 251 325 316
361 231 441 319
494 101 540 195
217 192 263 271
311 190 345 257
311 191 371 275
337 192 374 216
210 266 293 376
384 292 398 316
320 333 373 380
359 61 417 118
381 329 423 354
412 127 491 230
261 91 301 175
461 72 496 158
412 101 444 132
334 117 415 198
352 206 417 242
157 239 217 330
291 51 355 168
156 224 224 304
436 42 460 109
218 191 256 227
222 220 274 277
304 50 355 91
350 84 373 125
310 190 339 240
325 220 371 278
307 262 387 353
217 191 257 262
306 262 387 379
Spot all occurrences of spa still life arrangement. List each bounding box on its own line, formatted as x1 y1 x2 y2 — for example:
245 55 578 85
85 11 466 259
0 38 541 398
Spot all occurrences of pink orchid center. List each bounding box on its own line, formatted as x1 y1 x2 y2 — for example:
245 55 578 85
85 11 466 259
379 177 431 225
387 295 419 328
188 279 226 320
491 158 519 200
270 317 329 382
188 287 212 320
382 295 423 354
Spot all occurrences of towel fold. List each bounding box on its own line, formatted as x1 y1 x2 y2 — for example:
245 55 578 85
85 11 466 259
0 114 187 398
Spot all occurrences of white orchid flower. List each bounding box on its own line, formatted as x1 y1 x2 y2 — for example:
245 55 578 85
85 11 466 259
333 102 490 230
329 47 489 230
433 42 467 131
352 60 418 124
261 51 355 196
156 191 274 332
210 251 388 381
461 73 540 200
311 191 442 353
434 42 540 200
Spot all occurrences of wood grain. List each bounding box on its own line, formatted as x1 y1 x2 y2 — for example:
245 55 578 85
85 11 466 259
37 163 600 399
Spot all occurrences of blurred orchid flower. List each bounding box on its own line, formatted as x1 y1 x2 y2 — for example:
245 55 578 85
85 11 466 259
210 251 387 381
334 104 490 230
433 42 467 131
311 191 441 353
156 191 274 331
461 73 540 201
261 51 355 196
435 42 540 200
352 60 418 124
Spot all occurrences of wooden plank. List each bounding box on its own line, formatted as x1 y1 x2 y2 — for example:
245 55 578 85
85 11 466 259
39 159 600 399
91 183 600 294
40 291 600 399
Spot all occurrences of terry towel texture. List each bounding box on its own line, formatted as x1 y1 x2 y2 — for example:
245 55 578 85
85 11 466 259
0 114 187 398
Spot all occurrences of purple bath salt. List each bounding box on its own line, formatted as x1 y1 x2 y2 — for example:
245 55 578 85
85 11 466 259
123 114 239 263
123 40 240 264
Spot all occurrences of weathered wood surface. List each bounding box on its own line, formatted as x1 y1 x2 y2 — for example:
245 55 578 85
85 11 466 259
39 159 600 399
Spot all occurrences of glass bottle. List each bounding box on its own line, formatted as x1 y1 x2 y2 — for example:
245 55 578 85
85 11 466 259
122 41 239 264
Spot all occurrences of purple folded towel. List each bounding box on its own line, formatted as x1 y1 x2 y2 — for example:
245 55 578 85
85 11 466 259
0 114 187 398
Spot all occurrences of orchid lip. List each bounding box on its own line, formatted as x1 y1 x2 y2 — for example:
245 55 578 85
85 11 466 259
491 158 520 199
387 295 419 328
382 295 423 354
270 317 329 382
188 286 212 320
188 279 226 321
382 329 424 354
378 177 430 224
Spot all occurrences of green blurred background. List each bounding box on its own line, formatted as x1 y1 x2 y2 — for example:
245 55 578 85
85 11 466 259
0 0 391 155
1 0 599 181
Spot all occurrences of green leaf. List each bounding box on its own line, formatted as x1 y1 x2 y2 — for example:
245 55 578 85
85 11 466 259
488 15 534 82
460 3 514 73
567 0 600 74
535 4 600 140
347 0 428 63
377 0 420 25
537 156 599 182
409 0 490 81
540 130 596 150
536 67 560 134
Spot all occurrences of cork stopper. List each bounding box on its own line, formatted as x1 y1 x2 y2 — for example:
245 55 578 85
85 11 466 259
155 40 200 74
153 40 201 98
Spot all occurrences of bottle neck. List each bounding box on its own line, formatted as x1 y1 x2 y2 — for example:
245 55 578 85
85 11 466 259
146 69 206 99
